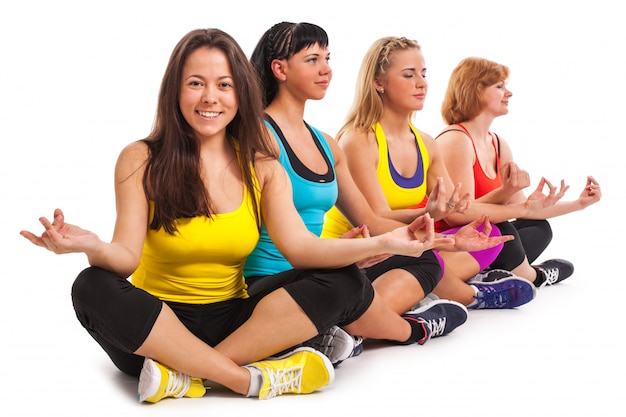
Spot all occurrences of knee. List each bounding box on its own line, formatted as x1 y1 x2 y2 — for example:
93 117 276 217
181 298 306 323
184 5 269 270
71 266 111 305
539 220 553 243
71 267 98 305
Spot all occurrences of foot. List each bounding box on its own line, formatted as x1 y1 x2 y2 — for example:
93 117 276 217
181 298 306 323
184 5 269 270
470 277 536 309
301 325 356 366
138 358 206 403
468 269 515 284
409 292 440 311
403 299 469 344
534 259 574 287
249 347 334 400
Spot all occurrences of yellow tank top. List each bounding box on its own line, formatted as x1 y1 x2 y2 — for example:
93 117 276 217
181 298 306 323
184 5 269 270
132 176 260 304
322 122 430 238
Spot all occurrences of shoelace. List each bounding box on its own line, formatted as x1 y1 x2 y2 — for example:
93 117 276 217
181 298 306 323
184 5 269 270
423 317 447 337
349 336 364 358
541 267 560 285
474 285 511 308
164 368 192 398
264 366 303 399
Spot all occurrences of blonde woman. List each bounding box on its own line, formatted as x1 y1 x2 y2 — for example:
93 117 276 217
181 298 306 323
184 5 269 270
322 37 563 309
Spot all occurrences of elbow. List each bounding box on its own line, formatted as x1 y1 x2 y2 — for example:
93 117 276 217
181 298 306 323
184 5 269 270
283 252 309 269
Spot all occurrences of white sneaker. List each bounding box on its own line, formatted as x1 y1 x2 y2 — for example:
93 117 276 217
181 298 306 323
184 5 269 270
301 325 355 365
468 269 514 284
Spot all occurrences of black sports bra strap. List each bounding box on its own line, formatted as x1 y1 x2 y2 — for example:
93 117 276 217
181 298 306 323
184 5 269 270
493 132 501 156
436 125 500 157
434 128 467 140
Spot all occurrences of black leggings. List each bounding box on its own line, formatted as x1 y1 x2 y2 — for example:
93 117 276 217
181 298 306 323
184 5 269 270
362 251 442 295
489 220 553 271
72 264 374 377
248 252 441 305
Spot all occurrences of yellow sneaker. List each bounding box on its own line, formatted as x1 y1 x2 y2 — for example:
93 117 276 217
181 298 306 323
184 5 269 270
138 358 206 403
250 347 334 400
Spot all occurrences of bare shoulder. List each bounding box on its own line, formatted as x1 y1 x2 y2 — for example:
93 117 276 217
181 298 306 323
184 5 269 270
436 126 469 141
318 130 344 162
435 127 473 150
416 128 436 144
115 140 150 179
339 128 375 152
253 153 286 189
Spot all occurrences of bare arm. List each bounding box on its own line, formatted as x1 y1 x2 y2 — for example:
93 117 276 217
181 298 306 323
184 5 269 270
520 175 601 219
255 156 449 269
20 141 150 277
436 129 563 223
327 132 414 236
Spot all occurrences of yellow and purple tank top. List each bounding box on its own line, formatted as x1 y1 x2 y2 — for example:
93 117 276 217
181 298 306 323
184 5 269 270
322 122 430 238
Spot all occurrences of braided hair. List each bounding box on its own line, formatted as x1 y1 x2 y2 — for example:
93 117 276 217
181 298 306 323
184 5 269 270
250 22 329 107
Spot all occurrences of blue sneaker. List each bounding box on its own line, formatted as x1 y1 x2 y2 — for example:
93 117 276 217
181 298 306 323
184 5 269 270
403 299 469 343
470 276 536 309
349 336 364 358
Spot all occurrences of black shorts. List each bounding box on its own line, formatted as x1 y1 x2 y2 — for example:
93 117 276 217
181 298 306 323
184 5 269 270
72 264 373 376
363 251 442 295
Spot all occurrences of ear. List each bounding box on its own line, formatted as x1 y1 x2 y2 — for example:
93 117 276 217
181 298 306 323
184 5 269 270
270 59 287 81
373 78 384 92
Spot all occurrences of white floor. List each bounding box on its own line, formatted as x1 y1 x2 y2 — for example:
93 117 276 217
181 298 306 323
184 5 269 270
4 211 625 417
2 2 624 416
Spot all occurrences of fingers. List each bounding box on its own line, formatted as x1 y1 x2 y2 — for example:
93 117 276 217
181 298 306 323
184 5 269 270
356 253 391 269
52 209 65 228
21 209 68 253
532 177 546 193
432 236 455 248
38 215 65 249
408 213 430 233
502 161 512 179
410 213 435 245
430 177 447 207
556 179 569 199
542 177 556 196
341 224 368 239
458 193 472 211
19 230 47 248
481 216 492 236
431 177 441 195
498 235 515 243
586 176 600 192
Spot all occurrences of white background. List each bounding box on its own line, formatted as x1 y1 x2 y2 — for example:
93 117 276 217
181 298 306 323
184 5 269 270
1 1 623 416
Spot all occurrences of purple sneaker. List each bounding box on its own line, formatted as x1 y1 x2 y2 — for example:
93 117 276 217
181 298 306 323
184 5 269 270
470 277 536 309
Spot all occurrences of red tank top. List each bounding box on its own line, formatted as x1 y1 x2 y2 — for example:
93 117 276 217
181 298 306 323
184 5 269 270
456 124 502 198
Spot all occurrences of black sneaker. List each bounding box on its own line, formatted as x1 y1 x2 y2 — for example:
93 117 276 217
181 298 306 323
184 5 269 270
534 259 574 287
403 299 469 343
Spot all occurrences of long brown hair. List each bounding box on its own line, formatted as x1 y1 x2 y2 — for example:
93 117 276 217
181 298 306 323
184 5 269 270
140 28 275 233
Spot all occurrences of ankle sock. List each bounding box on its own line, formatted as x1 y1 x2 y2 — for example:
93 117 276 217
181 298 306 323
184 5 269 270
398 316 427 345
467 285 480 308
532 266 546 288
244 365 263 397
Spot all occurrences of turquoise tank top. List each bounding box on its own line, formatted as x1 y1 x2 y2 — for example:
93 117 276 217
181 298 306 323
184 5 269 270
243 117 338 277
